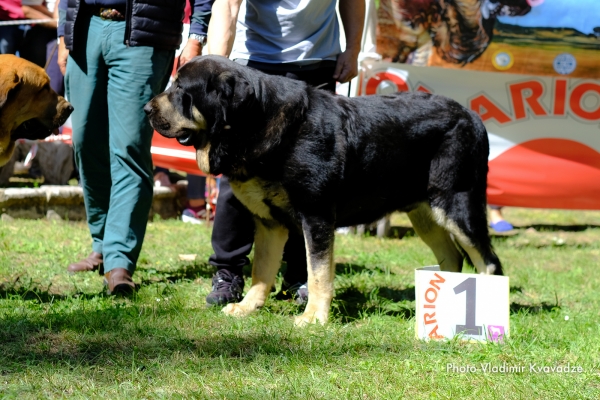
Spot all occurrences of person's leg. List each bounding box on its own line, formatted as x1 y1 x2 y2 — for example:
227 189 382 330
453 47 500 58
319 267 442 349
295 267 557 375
182 173 208 224
489 205 513 232
187 174 207 203
101 18 174 277
0 26 22 54
65 16 111 269
210 180 255 273
19 26 56 67
206 177 255 304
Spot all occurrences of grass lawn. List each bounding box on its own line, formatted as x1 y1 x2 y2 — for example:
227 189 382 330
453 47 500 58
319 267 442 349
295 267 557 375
1 208 599 399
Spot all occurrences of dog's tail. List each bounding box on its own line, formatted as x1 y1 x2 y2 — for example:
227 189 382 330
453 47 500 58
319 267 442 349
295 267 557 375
464 109 503 275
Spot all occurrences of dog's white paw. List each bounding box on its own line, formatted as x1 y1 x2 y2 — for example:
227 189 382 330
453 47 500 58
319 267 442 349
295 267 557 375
294 312 328 327
222 303 255 317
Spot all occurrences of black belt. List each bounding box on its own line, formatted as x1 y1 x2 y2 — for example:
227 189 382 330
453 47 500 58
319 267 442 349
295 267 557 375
90 6 126 21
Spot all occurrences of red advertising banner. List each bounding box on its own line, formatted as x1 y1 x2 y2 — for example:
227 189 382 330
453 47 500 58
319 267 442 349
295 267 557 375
360 62 600 209
370 0 600 209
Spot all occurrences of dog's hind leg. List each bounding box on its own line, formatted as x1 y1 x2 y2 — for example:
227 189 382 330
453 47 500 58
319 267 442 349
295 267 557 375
430 195 503 276
407 203 464 272
222 219 288 317
295 217 336 326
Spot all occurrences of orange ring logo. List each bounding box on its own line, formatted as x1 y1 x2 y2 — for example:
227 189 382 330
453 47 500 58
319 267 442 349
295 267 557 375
365 71 410 95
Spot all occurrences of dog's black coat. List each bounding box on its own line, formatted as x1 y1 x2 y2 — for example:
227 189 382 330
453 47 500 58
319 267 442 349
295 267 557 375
147 55 502 276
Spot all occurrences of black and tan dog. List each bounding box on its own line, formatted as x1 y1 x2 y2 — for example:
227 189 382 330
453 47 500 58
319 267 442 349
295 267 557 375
0 55 73 166
145 55 502 325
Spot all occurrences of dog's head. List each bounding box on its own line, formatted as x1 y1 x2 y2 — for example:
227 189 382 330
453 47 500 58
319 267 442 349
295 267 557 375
0 55 73 165
145 55 308 176
145 56 259 174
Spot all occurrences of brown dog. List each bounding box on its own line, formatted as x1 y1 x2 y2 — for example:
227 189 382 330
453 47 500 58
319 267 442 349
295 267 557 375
0 55 73 166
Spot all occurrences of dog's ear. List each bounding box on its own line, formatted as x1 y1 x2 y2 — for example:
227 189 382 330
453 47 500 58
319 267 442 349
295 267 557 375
0 72 22 110
215 71 255 120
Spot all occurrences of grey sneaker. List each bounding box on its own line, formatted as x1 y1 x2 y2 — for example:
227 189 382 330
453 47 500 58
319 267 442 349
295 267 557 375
275 281 308 305
206 269 244 305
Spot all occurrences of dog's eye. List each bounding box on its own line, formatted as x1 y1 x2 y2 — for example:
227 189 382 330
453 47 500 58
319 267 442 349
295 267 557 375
182 92 192 118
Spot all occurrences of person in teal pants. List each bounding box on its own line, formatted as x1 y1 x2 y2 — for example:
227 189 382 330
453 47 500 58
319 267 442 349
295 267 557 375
58 0 212 294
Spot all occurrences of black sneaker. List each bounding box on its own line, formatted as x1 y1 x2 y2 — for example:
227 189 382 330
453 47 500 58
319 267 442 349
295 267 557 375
275 281 308 305
206 269 244 306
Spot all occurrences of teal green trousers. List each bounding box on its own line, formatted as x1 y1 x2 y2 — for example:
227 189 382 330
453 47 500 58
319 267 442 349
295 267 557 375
65 16 174 274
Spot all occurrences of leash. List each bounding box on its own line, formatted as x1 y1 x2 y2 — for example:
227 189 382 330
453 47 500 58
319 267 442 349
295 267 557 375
45 41 58 71
0 19 54 26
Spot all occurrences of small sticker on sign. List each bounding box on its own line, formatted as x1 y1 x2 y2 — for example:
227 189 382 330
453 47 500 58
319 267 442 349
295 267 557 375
553 53 576 75
492 50 514 71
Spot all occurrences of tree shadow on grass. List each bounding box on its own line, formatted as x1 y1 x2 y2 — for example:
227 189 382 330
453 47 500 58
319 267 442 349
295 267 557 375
510 285 523 294
334 263 397 276
139 261 217 285
516 224 600 232
0 262 218 304
389 226 416 239
0 285 102 303
0 296 414 374
0 325 395 376
332 285 415 323
509 285 560 314
0 281 558 373
510 302 560 314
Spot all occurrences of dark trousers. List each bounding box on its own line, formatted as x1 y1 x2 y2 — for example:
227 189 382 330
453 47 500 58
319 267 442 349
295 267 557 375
20 26 56 68
209 61 337 283
0 26 22 54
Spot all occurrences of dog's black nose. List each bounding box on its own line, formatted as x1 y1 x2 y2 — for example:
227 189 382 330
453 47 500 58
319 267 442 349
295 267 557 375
143 102 153 115
66 104 74 113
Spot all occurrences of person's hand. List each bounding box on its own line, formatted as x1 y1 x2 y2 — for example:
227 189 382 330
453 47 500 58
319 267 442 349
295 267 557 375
179 39 203 66
333 49 359 83
58 37 69 76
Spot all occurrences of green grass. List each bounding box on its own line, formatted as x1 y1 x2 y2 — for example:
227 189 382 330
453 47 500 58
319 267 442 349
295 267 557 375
1 209 599 399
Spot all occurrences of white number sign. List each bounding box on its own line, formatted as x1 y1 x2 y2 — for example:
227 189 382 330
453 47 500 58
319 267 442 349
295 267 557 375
415 266 510 342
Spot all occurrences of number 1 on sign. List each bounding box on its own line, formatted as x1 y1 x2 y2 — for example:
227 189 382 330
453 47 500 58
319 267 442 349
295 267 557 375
453 277 482 335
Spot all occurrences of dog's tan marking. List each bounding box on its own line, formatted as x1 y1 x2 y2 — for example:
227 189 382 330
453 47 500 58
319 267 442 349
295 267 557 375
431 206 497 275
411 204 497 274
154 95 207 132
196 143 211 174
408 203 463 273
230 178 291 221
431 207 473 247
191 106 207 128
222 220 288 317
295 233 335 326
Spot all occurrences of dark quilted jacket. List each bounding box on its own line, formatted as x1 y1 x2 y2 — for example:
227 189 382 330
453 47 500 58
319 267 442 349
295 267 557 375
63 0 186 51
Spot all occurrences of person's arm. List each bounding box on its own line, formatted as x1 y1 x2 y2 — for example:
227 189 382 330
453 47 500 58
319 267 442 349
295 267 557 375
22 3 56 29
206 0 242 57
180 0 214 65
333 0 365 83
56 0 69 75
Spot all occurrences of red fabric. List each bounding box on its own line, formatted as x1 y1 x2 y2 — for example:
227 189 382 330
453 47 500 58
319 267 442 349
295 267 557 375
151 132 206 175
488 139 600 209
183 0 191 24
0 0 25 20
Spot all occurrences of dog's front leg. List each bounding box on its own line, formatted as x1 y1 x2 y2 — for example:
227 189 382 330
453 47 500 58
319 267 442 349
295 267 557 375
295 217 335 326
222 219 288 317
